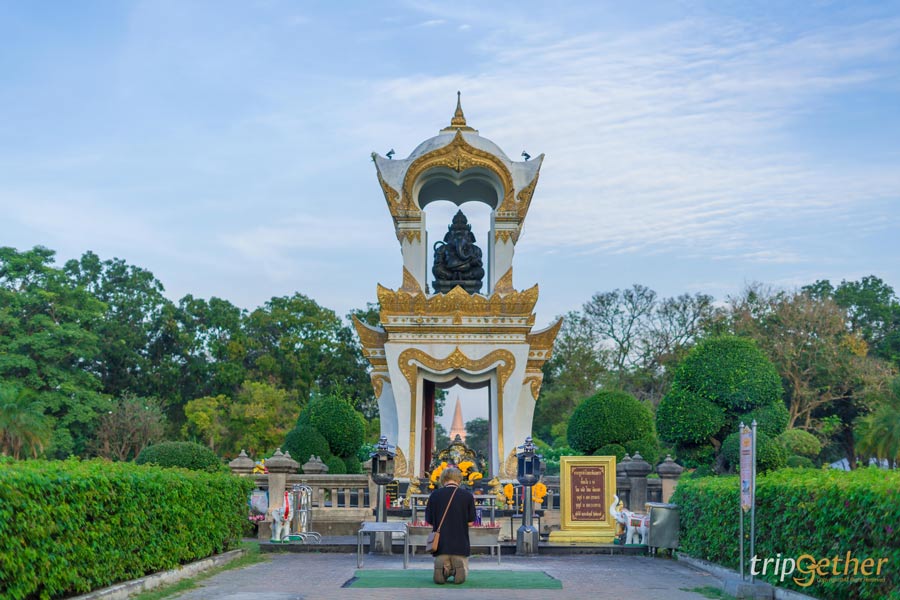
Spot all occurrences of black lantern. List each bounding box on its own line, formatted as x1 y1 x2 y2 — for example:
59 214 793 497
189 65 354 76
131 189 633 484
370 436 396 487
516 436 542 487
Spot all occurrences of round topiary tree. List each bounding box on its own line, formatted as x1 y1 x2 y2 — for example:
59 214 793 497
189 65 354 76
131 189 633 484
671 336 781 412
343 454 362 475
304 394 366 458
656 387 725 446
136 441 221 472
325 455 347 474
776 429 822 458
739 401 790 438
594 443 627 461
567 390 654 455
720 431 788 473
785 455 815 468
624 434 661 466
283 425 330 466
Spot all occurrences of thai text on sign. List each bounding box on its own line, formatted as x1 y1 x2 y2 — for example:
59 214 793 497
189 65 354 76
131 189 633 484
570 465 606 521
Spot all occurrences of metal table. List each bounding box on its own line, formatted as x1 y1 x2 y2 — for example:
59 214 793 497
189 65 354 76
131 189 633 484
356 522 409 568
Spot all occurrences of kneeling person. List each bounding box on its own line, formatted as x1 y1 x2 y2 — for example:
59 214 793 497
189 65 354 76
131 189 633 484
425 466 476 584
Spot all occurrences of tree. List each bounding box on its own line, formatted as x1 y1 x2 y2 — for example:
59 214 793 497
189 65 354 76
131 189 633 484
656 336 784 468
567 390 655 455
465 418 490 461
855 377 900 465
300 391 365 458
182 394 230 452
0 246 106 457
89 394 167 461
0 385 51 459
228 381 300 457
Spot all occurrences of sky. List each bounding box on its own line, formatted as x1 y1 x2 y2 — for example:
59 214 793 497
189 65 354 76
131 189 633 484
2 1 900 427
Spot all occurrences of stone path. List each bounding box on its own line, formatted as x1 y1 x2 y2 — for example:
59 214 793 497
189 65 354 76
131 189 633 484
171 552 723 600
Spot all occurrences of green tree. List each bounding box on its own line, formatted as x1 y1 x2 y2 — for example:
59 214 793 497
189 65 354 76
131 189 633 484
88 394 167 461
301 391 365 458
464 417 490 460
0 246 106 457
182 394 230 452
855 377 900 465
228 381 300 457
567 390 655 455
0 385 51 459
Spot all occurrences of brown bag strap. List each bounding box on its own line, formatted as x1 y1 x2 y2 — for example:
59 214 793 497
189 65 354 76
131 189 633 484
435 486 459 533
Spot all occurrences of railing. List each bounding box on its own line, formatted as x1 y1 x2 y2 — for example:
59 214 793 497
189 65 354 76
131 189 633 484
253 474 373 510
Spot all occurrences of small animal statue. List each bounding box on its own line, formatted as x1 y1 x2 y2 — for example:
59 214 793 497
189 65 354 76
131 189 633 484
270 490 294 542
609 495 649 545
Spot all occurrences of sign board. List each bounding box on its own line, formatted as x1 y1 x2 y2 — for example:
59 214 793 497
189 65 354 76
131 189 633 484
549 455 616 543
740 425 753 512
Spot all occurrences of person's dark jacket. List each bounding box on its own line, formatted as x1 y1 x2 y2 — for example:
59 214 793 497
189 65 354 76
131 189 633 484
424 483 476 556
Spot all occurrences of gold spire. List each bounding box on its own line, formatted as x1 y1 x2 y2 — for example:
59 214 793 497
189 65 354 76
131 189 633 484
441 91 477 133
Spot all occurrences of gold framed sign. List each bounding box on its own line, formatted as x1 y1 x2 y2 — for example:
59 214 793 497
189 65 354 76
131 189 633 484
550 455 617 543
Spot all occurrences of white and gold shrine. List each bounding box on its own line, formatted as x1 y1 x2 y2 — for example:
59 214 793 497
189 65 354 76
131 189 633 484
353 96 561 479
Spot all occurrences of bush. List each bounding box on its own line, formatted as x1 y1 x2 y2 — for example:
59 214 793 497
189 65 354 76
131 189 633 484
567 390 654 454
325 455 347 474
671 336 782 412
739 401 790 438
624 434 661 466
672 468 900 599
343 454 362 474
594 443 626 461
720 431 788 473
0 459 252 599
675 445 719 470
136 441 221 472
283 425 330 466
657 387 725 445
777 429 822 458
786 455 815 468
304 394 366 458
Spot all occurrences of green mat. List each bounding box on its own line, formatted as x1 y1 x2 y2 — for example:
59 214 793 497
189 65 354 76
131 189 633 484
345 569 562 589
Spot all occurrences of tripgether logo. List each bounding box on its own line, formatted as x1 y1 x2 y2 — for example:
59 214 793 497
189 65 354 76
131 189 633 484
751 552 889 587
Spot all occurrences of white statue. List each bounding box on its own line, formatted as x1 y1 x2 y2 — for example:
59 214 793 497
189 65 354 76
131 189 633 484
270 490 294 542
610 494 649 545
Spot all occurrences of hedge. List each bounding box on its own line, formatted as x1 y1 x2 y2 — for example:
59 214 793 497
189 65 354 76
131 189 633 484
136 441 223 472
0 459 253 599
672 468 900 600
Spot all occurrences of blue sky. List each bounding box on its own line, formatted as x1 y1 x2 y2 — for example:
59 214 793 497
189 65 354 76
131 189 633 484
2 0 899 341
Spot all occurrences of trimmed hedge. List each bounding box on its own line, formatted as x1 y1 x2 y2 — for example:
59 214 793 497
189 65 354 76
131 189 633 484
0 459 253 599
136 441 222 472
720 431 788 473
656 387 725 445
672 468 900 600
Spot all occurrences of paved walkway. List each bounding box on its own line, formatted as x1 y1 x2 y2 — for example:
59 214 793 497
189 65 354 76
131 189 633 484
171 552 722 600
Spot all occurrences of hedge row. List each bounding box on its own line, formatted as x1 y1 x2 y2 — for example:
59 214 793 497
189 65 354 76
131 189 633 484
0 459 253 599
672 468 900 600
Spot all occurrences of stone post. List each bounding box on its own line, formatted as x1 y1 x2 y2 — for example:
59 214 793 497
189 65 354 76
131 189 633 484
262 449 299 541
228 450 255 476
623 452 652 512
656 455 685 503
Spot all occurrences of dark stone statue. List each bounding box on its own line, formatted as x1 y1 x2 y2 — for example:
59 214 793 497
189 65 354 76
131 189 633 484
432 210 485 294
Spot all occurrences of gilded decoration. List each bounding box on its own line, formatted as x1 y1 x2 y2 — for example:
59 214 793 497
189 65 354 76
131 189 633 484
514 168 542 223
501 449 518 479
523 375 543 400
370 374 390 398
401 131 515 212
494 229 515 244
526 317 563 351
377 283 539 318
493 267 514 294
351 317 387 350
393 446 409 478
396 229 422 244
399 347 515 471
400 266 423 293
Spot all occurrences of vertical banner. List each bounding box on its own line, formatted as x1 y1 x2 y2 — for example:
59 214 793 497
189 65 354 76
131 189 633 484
740 424 753 512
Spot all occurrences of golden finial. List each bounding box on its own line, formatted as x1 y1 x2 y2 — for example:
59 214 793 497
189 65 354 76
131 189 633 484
441 91 477 133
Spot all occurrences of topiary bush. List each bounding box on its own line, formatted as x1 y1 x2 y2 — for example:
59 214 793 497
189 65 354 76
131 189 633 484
673 468 900 600
656 387 725 446
720 431 788 473
785 455 815 468
624 434 661 466
136 441 222 472
325 455 347 474
303 394 365 458
670 336 782 412
0 459 252 599
343 454 362 474
283 425 330 466
739 401 790 438
594 443 627 461
777 429 822 458
567 390 654 455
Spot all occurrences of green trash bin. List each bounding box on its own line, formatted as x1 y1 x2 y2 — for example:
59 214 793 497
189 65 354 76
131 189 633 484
646 502 679 550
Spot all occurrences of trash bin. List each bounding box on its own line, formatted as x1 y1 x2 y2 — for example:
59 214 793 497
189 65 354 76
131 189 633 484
645 502 679 550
